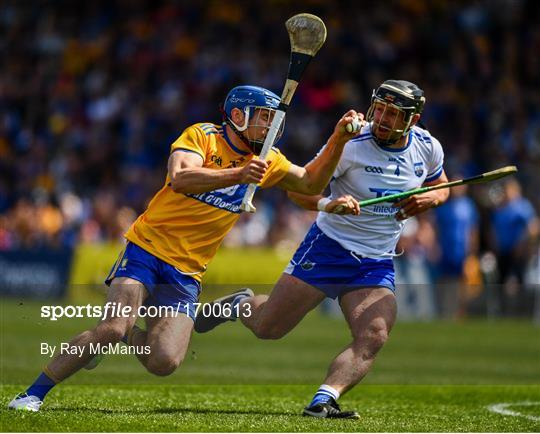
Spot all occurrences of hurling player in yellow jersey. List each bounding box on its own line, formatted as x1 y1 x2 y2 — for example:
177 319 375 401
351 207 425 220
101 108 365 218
9 85 364 411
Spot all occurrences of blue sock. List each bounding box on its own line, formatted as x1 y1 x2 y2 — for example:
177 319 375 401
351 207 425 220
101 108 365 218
309 384 340 406
25 372 56 401
232 294 248 307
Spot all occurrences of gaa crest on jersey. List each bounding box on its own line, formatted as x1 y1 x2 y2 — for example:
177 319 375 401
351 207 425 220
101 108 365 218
414 162 424 177
210 155 223 167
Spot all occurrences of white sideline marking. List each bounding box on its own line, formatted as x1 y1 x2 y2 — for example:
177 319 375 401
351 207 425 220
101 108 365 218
487 401 540 422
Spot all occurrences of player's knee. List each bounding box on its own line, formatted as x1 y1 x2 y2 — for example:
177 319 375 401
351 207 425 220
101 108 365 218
356 323 389 356
146 362 177 377
146 353 182 377
367 328 389 351
372 327 389 349
254 323 287 340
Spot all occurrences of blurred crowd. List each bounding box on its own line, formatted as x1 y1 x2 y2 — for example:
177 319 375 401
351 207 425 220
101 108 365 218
1 0 539 315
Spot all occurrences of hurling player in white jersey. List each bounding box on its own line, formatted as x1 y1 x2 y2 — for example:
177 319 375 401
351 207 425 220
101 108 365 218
195 80 450 418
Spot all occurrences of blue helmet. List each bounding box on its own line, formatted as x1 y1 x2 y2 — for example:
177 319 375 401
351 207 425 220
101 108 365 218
222 85 283 153
223 85 281 119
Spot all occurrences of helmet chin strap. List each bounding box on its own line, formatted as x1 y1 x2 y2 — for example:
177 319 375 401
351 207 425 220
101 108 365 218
220 107 260 153
371 125 409 147
225 117 265 154
372 135 399 147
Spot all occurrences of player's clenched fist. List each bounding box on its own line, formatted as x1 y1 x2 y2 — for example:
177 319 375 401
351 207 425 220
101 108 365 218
239 159 269 184
394 191 440 220
333 110 366 143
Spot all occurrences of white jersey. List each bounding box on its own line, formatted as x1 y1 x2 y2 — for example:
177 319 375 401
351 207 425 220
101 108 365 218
316 123 444 258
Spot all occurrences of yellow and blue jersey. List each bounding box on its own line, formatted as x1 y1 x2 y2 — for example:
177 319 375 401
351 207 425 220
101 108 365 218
125 122 291 281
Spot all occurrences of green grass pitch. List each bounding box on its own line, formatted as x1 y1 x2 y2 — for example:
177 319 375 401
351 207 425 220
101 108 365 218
1 299 539 431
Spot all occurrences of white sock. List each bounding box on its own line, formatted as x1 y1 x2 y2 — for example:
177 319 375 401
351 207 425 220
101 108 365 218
318 384 340 400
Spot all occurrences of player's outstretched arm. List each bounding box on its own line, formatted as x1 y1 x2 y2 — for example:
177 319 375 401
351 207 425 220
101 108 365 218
168 151 269 194
287 191 360 215
277 110 364 195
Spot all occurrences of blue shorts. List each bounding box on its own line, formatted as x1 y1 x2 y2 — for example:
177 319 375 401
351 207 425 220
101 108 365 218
284 223 395 299
105 242 201 319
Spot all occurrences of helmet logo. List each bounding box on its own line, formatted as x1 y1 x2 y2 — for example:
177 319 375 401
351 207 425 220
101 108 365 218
229 97 256 103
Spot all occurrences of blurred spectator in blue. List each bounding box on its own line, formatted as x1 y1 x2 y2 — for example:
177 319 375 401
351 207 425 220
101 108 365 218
491 178 539 315
434 183 480 318
394 213 438 320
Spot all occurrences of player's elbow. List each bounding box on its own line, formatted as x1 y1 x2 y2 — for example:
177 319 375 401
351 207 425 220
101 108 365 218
439 187 450 204
285 165 326 195
170 182 186 194
295 180 324 196
169 175 191 194
301 171 327 195
305 183 325 195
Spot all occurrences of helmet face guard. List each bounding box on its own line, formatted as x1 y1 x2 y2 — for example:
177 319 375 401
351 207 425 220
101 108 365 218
229 105 284 155
366 80 425 146
223 85 284 154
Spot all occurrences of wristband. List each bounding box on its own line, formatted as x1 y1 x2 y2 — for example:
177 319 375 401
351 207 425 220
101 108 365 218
317 197 332 212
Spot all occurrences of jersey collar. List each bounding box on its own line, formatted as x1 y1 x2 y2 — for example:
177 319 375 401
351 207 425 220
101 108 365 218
221 123 251 156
